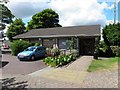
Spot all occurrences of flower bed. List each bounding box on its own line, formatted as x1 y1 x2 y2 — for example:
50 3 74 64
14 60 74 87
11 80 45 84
43 54 77 67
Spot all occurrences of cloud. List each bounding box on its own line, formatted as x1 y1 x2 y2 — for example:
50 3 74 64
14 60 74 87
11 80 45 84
6 0 50 18
106 20 118 25
106 20 114 25
97 0 120 2
100 2 114 10
49 0 107 26
6 0 114 26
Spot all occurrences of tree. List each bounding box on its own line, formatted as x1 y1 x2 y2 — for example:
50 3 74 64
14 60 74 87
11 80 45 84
103 23 120 46
0 0 9 3
102 23 120 57
6 18 25 41
0 4 14 30
27 8 61 30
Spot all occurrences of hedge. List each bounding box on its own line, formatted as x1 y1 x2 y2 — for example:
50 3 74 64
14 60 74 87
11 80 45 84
10 40 31 56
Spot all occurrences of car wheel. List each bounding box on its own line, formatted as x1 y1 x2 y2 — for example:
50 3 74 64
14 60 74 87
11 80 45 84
31 55 35 60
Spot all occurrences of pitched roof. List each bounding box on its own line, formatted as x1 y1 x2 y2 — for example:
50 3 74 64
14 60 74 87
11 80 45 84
13 25 100 39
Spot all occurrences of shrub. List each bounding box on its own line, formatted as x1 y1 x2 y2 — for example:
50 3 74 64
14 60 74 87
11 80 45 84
99 41 108 53
10 40 31 56
34 42 41 46
71 50 79 58
98 41 115 57
46 48 52 57
51 48 60 56
46 47 60 57
110 46 120 57
30 42 36 46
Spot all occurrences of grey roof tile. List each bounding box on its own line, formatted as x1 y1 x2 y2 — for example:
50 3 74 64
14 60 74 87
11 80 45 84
13 25 100 39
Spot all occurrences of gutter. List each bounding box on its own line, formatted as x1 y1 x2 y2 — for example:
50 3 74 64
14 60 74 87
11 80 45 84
13 34 100 39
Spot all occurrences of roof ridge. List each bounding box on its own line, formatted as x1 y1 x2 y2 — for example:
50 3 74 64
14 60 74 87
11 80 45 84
30 24 100 31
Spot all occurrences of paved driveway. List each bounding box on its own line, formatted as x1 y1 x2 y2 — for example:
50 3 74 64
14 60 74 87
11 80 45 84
1 54 47 75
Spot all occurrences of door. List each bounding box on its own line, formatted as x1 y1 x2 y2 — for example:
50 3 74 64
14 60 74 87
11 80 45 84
79 38 94 55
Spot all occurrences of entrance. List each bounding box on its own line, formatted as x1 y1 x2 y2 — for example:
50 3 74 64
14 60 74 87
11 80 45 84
79 38 95 55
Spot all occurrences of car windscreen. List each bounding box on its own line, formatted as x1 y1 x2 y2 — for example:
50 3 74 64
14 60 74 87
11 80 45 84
25 47 36 51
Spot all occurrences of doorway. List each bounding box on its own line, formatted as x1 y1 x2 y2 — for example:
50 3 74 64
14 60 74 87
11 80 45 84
79 38 95 55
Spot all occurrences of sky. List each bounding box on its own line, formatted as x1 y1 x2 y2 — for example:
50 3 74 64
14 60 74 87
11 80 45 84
4 0 120 27
118 1 120 21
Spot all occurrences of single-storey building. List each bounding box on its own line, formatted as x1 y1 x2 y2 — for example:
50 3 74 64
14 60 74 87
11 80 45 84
13 25 101 56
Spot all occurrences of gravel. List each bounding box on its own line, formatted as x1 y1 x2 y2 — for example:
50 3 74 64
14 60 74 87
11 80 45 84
81 69 118 88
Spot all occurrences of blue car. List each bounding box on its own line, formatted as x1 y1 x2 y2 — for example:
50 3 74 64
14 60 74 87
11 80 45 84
17 46 46 61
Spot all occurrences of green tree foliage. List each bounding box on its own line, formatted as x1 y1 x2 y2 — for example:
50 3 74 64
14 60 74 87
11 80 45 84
103 23 120 46
6 18 25 41
0 0 9 3
27 8 61 30
10 40 31 56
0 4 14 30
101 23 120 57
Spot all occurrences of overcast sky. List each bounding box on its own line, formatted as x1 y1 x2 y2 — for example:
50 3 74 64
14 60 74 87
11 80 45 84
5 0 120 27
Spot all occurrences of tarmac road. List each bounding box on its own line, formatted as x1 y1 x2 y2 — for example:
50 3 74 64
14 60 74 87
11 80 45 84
1 54 47 75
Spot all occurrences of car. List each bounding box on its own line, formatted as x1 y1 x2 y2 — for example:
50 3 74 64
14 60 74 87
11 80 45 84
2 43 9 49
17 46 46 61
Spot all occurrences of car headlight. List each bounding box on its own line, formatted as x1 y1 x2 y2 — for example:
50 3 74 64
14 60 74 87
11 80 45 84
18 54 30 57
23 54 30 56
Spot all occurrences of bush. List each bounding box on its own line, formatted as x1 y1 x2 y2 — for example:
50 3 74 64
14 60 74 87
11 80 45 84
34 42 41 46
10 40 31 56
51 48 60 56
70 49 79 58
45 47 60 57
98 41 115 57
46 48 52 57
98 48 115 57
99 41 108 52
110 46 120 57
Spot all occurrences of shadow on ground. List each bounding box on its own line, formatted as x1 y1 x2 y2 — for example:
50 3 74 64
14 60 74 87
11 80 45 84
1 77 28 90
0 61 9 68
19 56 45 62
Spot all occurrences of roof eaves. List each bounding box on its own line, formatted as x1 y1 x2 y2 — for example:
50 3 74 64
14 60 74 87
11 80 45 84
14 34 100 39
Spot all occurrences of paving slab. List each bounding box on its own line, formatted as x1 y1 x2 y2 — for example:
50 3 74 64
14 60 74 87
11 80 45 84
39 69 88 84
28 56 93 86
66 56 93 71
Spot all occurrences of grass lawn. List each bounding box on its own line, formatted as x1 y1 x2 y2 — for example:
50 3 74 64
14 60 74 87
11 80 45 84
87 57 120 72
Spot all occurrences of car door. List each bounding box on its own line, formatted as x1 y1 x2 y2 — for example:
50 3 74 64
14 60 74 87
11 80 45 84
35 47 44 58
39 47 45 57
34 48 40 58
